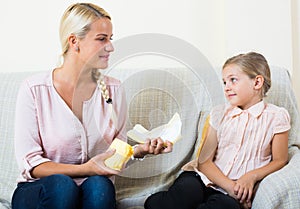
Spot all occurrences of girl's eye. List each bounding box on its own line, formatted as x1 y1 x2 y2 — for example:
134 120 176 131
223 81 226 86
231 78 237 83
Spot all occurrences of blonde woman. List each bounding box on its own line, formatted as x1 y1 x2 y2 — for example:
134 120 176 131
12 3 172 209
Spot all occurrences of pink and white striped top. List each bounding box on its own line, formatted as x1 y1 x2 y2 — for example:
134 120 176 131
198 101 290 189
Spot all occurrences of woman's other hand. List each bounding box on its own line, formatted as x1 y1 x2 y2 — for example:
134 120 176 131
133 138 173 158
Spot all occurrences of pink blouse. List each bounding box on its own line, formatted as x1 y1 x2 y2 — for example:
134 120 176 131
197 101 290 192
14 70 127 184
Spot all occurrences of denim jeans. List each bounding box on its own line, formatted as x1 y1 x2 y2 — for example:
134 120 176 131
12 174 116 209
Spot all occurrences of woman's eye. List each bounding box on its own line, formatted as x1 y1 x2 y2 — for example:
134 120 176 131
97 37 113 42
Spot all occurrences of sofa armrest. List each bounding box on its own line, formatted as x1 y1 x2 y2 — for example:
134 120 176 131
0 198 11 209
252 151 300 209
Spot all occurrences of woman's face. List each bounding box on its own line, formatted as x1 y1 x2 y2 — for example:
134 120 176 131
78 18 114 70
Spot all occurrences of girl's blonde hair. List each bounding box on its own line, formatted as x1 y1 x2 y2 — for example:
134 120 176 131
59 3 111 58
223 52 271 97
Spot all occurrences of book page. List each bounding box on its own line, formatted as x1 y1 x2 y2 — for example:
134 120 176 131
127 112 182 144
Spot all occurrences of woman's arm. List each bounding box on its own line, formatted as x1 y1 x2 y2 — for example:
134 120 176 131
31 149 120 178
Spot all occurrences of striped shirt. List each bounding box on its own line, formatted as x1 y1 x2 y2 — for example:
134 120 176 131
198 101 290 190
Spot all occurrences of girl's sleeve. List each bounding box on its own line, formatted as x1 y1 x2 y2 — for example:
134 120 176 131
273 107 291 134
209 104 226 130
14 80 50 181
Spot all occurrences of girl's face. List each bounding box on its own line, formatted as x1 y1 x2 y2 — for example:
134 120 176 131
78 18 114 70
222 64 262 110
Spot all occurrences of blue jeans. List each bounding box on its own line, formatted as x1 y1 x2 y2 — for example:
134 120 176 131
12 174 116 209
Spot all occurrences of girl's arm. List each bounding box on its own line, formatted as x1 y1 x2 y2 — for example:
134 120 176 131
198 125 237 198
234 131 289 205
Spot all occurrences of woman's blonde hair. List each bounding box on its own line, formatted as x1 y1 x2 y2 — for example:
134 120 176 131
59 3 111 58
223 52 271 97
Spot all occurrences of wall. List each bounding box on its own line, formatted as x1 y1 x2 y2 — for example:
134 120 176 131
292 0 300 107
0 0 225 72
223 0 299 106
0 0 298 105
224 0 293 72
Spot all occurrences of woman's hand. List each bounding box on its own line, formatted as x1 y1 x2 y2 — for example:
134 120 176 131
133 138 173 158
85 149 120 176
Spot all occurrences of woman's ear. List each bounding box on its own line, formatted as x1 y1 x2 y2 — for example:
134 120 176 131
68 34 79 52
254 75 264 90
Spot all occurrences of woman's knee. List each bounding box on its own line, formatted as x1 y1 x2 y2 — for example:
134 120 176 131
12 174 79 209
82 175 115 194
80 175 116 209
40 174 79 198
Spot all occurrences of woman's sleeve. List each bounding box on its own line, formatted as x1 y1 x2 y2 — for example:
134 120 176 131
112 83 128 142
14 80 50 181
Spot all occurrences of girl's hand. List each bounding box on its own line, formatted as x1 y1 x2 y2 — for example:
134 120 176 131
224 180 251 209
240 201 252 209
234 172 257 204
133 138 173 158
85 149 120 176
224 180 238 200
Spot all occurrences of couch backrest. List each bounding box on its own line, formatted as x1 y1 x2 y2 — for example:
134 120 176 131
106 67 224 205
264 67 300 156
0 72 35 206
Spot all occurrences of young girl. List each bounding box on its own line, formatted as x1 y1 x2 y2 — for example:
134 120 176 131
145 52 291 209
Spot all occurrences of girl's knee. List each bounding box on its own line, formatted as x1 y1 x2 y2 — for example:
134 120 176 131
145 192 165 209
206 194 240 209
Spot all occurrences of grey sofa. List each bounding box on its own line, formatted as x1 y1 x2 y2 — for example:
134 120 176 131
0 66 299 209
